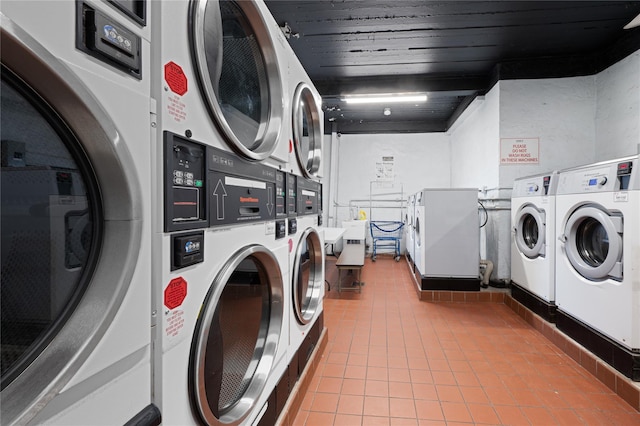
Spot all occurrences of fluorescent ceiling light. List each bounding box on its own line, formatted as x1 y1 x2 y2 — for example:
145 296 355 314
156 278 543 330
624 13 640 29
341 93 428 104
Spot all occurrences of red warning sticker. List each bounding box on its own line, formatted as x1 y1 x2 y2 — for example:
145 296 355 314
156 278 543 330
164 61 188 95
164 277 187 310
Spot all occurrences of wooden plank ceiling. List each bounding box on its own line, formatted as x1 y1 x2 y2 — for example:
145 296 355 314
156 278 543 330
264 1 640 134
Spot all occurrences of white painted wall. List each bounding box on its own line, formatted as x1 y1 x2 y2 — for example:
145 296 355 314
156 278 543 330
449 84 500 189
595 51 640 159
329 132 450 226
322 50 640 282
499 76 597 187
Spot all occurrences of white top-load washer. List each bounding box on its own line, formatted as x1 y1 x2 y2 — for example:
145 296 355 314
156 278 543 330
555 155 639 354
511 172 559 309
414 191 426 277
414 188 480 291
406 193 416 266
1 2 153 424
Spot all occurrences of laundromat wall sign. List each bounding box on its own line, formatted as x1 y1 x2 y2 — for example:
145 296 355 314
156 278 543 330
500 138 539 165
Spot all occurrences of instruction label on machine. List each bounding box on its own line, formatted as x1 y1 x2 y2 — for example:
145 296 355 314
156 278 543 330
500 138 539 164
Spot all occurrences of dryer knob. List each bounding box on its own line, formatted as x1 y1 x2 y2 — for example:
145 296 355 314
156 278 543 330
598 177 608 186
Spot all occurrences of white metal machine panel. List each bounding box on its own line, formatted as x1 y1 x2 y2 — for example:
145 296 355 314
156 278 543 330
420 189 479 278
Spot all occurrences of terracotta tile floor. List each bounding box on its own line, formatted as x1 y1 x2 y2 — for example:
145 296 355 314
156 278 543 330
293 256 640 425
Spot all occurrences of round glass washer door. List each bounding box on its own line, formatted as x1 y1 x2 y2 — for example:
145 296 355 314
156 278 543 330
292 83 322 178
514 204 546 259
562 204 623 281
191 245 284 425
190 0 284 161
292 228 323 325
1 15 142 423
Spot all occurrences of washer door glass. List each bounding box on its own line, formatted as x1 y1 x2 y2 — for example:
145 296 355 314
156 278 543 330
191 0 283 161
415 216 421 248
563 205 623 281
191 246 283 425
514 205 545 259
0 72 98 388
293 228 323 325
292 83 322 177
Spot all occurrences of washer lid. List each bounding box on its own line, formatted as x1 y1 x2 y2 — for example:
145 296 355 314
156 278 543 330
561 205 623 281
514 204 546 259
292 82 322 178
191 245 284 425
190 0 284 161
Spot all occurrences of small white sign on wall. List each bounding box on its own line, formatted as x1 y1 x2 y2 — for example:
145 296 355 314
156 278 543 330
376 156 395 181
500 138 539 165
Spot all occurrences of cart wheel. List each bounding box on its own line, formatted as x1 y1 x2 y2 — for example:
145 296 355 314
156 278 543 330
395 256 400 262
372 256 377 262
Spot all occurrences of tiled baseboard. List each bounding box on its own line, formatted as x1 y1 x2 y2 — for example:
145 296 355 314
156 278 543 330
275 328 328 426
417 288 506 303
505 294 640 413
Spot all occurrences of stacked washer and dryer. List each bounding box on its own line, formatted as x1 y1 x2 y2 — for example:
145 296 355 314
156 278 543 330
1 2 155 424
284 48 326 394
554 155 639 381
151 0 324 424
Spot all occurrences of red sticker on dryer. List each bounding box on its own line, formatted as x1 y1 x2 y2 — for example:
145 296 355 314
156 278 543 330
164 277 187 310
164 61 188 95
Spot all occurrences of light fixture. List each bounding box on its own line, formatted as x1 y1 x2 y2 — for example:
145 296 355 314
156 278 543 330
624 13 640 29
341 93 428 104
383 107 391 116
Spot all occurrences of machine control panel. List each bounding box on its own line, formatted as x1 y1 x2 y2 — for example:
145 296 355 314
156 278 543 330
297 177 320 216
542 175 551 195
617 161 633 190
288 217 297 235
526 183 539 194
275 170 286 219
275 220 286 239
164 133 208 232
171 231 204 270
562 166 614 193
208 145 276 227
286 173 297 218
77 2 142 78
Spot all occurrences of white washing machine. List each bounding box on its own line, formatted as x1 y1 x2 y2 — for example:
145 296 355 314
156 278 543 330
287 46 324 179
555 155 640 380
288 176 325 385
151 0 288 167
413 188 480 291
405 193 416 266
510 172 559 321
413 191 425 278
156 133 291 424
1 2 153 425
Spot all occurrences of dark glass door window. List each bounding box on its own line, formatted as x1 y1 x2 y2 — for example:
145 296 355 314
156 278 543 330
1 74 97 388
